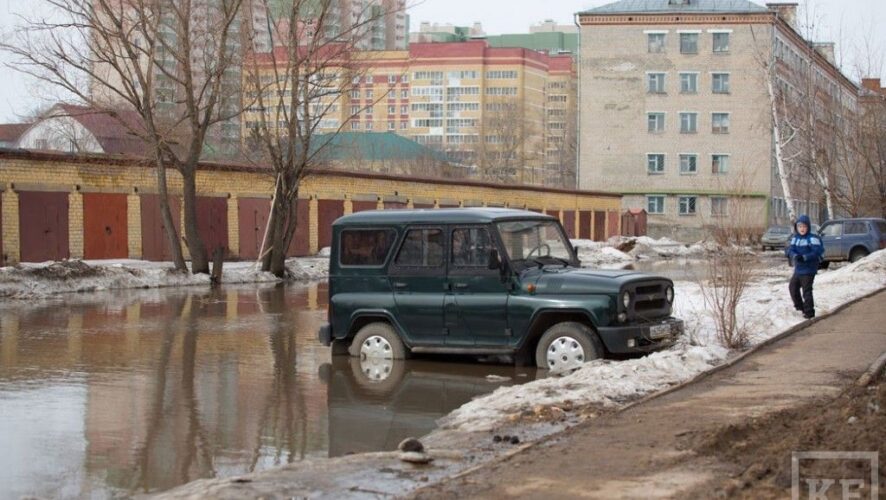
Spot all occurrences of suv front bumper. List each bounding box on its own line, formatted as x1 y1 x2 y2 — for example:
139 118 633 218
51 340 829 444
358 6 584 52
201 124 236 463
597 317 683 354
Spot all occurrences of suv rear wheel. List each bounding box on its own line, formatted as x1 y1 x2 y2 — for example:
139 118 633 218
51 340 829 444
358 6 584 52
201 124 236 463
349 322 407 360
535 322 602 372
849 247 869 263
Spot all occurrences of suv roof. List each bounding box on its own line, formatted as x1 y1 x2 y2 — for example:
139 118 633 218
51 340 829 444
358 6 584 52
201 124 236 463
333 208 556 226
822 217 886 223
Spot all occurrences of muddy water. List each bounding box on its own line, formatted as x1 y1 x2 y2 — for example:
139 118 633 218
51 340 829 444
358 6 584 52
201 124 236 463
0 284 536 499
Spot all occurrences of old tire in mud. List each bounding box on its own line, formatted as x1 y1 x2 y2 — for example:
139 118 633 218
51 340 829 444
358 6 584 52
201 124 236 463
348 322 407 360
535 322 602 372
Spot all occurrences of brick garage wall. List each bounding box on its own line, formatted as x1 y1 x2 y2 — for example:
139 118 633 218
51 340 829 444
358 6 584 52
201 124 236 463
0 150 622 263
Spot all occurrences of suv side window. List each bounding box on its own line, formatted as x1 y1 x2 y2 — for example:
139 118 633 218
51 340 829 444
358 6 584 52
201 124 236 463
845 222 868 235
876 221 886 235
340 229 396 266
395 228 444 267
821 223 842 237
451 227 493 268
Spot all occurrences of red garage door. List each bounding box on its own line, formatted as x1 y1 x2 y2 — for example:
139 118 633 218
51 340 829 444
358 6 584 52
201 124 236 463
288 198 311 257
140 194 182 261
593 211 606 242
317 200 344 251
562 211 576 239
19 191 69 262
196 197 229 257
352 201 378 213
83 193 128 260
0 194 3 266
578 211 592 239
607 211 620 239
238 198 270 260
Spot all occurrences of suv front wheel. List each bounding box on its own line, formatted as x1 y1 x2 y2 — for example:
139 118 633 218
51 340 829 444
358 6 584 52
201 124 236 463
349 322 407 360
535 322 602 372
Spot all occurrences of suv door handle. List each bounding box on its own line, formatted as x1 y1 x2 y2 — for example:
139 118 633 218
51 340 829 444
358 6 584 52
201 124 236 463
393 282 407 289
453 283 469 290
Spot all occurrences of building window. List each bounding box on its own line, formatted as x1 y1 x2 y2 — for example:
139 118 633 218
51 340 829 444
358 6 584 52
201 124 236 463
647 73 666 93
712 154 730 174
680 112 698 133
647 195 665 214
647 154 665 174
388 74 397 84
366 121 374 130
351 105 360 115
647 33 666 53
713 33 730 53
402 74 409 84
711 197 728 216
351 89 360 99
351 121 360 130
680 72 698 93
400 105 408 114
679 154 698 174
387 105 396 114
366 89 374 99
712 73 730 94
712 113 730 134
400 89 408 99
679 196 697 215
400 120 408 129
680 33 699 54
648 112 665 133
388 121 396 130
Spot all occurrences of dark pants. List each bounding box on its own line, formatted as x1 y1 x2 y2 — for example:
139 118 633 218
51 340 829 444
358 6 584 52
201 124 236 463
789 274 816 317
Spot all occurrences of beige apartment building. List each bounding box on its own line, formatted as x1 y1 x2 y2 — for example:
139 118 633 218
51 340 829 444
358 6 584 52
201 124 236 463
577 0 859 240
242 40 577 186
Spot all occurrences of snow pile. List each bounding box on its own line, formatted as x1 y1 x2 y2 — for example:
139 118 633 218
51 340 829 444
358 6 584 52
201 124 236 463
0 257 330 299
571 239 633 266
571 236 713 266
439 250 886 432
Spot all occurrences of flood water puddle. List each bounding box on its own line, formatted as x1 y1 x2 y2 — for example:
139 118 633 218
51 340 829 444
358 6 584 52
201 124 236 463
0 284 536 499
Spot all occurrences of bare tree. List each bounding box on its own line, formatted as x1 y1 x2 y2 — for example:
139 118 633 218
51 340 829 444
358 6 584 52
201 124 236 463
1 0 245 274
855 88 886 217
242 0 402 277
476 99 541 184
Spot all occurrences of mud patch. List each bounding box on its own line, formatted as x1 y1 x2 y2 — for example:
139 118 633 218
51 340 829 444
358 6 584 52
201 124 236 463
687 382 885 499
19 260 106 280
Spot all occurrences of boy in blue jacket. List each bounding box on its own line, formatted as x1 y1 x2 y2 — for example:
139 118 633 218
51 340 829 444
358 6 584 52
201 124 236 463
785 214 824 319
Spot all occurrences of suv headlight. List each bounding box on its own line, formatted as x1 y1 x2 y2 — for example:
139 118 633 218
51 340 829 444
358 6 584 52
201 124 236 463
622 291 631 309
665 286 674 303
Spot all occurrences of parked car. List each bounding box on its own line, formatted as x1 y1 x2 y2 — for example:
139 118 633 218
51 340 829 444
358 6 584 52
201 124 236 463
818 218 886 265
318 208 684 372
761 225 792 251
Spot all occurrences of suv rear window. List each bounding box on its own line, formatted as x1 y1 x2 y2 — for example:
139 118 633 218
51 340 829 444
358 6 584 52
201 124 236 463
340 229 396 266
395 228 444 267
876 221 886 235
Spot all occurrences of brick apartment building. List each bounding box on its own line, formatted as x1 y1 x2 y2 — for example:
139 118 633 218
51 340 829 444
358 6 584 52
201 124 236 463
577 0 860 240
242 40 577 187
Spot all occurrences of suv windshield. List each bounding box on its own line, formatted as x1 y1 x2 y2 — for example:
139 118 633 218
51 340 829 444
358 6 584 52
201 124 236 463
497 219 576 267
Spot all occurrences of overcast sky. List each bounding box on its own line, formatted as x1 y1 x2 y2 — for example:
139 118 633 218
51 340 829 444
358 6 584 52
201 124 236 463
0 0 884 123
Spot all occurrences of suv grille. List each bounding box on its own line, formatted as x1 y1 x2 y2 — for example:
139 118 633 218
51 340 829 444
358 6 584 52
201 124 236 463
625 280 671 320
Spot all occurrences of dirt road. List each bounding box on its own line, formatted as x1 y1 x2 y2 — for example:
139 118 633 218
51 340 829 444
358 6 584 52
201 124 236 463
413 290 886 499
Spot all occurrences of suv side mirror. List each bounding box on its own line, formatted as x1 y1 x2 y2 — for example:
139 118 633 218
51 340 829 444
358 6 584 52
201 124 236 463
488 249 501 270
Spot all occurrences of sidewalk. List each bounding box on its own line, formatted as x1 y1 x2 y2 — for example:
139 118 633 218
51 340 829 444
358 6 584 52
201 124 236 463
413 289 886 499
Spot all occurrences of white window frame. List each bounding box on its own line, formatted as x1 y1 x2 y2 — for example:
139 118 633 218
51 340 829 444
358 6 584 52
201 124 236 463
712 112 731 134
711 196 729 217
679 112 698 134
647 195 665 214
646 72 666 94
646 31 667 53
647 112 665 133
679 72 699 94
678 196 697 215
712 154 730 174
647 153 666 174
712 72 731 94
679 32 700 54
679 153 698 174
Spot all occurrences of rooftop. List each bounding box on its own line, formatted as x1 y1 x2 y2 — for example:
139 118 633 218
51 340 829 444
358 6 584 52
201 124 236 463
313 132 447 163
333 208 555 226
0 123 30 144
580 0 768 15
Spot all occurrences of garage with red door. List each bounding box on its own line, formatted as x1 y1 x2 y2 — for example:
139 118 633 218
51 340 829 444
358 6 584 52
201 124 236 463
83 193 128 259
19 190 70 262
140 194 182 261
288 198 311 257
238 197 270 260
562 210 576 239
579 211 592 239
317 199 344 252
196 196 229 257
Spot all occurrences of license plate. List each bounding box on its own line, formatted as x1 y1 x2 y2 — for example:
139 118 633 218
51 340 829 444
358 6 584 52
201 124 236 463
649 324 671 340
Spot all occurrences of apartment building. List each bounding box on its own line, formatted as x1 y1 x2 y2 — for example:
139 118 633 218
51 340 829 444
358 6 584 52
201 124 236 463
577 0 859 240
242 40 576 186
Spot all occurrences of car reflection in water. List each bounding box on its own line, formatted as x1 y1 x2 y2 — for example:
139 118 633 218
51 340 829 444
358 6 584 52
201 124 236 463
322 356 539 457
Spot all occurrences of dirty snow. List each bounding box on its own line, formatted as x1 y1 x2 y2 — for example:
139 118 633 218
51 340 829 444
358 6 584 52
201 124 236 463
0 257 329 299
571 236 711 266
440 250 886 432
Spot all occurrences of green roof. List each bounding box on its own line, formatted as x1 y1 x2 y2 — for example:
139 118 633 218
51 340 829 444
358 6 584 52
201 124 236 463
486 32 578 54
313 132 447 163
580 0 768 15
334 208 554 226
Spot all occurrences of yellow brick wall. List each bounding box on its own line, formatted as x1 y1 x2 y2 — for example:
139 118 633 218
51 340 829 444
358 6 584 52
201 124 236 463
0 153 622 263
